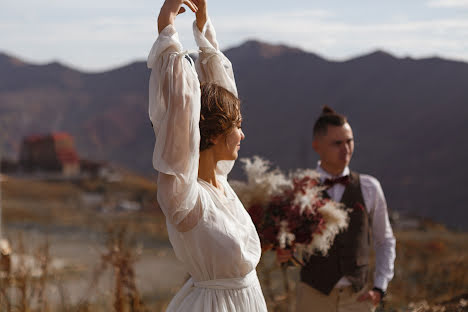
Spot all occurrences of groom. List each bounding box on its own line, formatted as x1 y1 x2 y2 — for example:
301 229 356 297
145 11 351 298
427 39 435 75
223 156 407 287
296 107 396 312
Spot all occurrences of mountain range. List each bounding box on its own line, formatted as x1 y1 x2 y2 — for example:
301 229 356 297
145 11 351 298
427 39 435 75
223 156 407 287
1 41 467 229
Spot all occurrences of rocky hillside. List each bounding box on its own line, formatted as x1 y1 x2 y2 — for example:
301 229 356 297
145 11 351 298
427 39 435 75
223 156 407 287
1 42 467 229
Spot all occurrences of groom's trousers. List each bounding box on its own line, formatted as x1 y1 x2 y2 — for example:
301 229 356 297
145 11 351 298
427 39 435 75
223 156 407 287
296 282 376 312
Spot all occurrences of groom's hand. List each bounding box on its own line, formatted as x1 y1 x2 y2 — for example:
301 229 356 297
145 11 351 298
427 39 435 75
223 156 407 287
276 248 293 264
357 290 381 306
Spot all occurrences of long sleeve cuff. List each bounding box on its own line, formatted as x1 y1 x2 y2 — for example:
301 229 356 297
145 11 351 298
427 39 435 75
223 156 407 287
374 276 390 292
193 18 219 51
147 24 182 69
373 239 396 292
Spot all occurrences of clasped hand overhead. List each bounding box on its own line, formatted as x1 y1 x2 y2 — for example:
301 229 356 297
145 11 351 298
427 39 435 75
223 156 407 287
158 0 208 33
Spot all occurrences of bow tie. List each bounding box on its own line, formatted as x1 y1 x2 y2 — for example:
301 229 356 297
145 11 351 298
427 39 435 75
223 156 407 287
323 175 350 187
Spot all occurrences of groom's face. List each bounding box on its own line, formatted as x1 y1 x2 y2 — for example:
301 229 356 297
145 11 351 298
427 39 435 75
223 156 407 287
313 123 354 173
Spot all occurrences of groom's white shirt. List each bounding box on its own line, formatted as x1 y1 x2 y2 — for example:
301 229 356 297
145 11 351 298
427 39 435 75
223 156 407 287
316 163 396 291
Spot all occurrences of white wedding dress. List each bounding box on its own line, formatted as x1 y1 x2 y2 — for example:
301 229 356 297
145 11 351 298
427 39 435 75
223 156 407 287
147 18 268 312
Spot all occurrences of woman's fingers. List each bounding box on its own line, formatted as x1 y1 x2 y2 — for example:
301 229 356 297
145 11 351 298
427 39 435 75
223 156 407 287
192 0 205 7
182 0 198 12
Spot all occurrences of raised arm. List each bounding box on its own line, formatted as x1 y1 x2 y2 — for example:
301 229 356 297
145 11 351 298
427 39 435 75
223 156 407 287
148 0 203 232
192 1 238 176
193 0 238 97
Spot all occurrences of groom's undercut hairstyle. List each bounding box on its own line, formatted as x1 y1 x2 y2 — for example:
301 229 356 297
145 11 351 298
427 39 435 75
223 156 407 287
313 106 348 138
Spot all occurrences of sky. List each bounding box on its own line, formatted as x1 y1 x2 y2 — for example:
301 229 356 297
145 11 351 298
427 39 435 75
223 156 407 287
2 0 468 72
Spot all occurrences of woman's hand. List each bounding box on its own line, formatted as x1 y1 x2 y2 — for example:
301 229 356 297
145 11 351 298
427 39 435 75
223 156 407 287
158 0 199 33
193 0 208 32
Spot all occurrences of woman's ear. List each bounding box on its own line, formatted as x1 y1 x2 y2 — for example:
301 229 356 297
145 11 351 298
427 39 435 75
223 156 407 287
210 133 222 146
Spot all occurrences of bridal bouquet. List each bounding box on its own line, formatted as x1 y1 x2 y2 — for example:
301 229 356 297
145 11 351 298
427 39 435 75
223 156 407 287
231 157 349 262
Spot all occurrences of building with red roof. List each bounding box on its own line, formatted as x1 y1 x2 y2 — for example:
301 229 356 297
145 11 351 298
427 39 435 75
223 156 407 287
19 132 80 176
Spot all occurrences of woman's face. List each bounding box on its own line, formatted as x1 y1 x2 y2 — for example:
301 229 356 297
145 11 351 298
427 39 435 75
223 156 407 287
214 121 245 161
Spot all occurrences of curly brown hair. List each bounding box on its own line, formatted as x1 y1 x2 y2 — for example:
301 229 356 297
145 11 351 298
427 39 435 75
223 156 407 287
199 83 241 151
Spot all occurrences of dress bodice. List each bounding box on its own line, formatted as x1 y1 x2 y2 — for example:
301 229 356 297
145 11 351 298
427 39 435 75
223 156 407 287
167 176 261 282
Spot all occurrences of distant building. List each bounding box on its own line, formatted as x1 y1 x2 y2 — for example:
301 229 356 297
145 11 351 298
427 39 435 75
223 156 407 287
0 158 18 173
390 211 425 231
19 132 80 176
80 159 104 178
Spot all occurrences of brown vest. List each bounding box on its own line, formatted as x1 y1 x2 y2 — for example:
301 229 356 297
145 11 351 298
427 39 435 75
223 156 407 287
300 171 371 295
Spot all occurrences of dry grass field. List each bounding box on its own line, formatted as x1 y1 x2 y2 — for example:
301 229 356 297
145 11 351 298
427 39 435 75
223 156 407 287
1 174 467 311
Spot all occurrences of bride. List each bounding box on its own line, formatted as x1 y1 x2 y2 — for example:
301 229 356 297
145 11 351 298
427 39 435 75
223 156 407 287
147 0 268 311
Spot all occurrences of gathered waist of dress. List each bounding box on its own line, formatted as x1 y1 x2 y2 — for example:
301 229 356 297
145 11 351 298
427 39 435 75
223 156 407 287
193 270 258 290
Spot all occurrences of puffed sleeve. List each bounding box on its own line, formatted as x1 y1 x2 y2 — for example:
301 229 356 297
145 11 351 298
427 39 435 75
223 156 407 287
147 24 202 231
193 18 238 176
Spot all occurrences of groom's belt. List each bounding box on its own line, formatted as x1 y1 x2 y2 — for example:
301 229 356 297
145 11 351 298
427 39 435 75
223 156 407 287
193 270 258 290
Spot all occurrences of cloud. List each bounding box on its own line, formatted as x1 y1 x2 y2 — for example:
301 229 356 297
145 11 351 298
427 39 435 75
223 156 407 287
2 4 468 70
427 0 468 8
2 0 152 10
214 11 468 63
